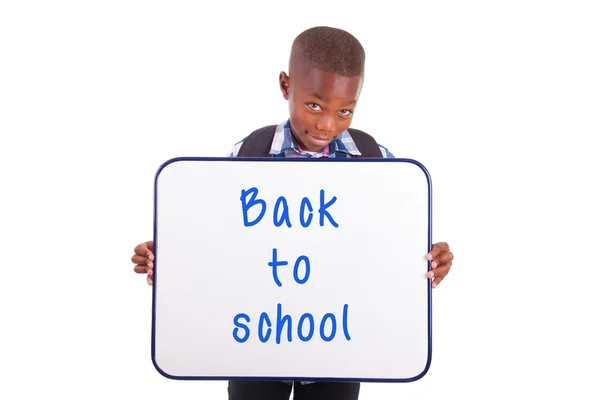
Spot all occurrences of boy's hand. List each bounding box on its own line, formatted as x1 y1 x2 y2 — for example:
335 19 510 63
132 240 154 286
426 242 453 288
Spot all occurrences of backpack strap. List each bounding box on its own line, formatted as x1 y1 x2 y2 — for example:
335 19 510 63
236 124 383 158
236 125 278 157
347 128 384 158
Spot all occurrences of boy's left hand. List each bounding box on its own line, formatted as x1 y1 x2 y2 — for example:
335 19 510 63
426 242 453 288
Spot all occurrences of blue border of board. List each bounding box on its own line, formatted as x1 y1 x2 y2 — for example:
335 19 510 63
150 156 433 383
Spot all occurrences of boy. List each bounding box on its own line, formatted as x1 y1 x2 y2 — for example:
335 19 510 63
131 26 454 400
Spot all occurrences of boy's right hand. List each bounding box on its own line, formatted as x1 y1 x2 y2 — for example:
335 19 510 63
132 241 154 286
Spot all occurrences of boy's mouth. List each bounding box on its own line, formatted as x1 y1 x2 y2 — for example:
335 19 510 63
306 130 330 141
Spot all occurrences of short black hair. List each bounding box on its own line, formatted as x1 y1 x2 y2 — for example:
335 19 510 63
290 26 365 77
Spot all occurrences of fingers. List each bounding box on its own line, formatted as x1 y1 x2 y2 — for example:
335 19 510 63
134 241 155 260
133 263 153 274
133 261 153 285
431 251 453 269
131 252 154 273
427 264 450 288
426 242 453 288
131 254 149 266
147 265 153 285
133 262 153 284
133 265 146 274
426 242 449 261
132 240 155 286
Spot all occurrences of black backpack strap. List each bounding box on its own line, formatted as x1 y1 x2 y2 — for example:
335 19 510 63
236 125 277 157
348 128 384 158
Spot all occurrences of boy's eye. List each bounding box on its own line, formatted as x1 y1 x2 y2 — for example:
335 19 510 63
307 103 322 111
339 109 353 116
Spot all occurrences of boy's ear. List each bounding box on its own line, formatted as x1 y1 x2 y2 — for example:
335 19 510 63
279 71 290 100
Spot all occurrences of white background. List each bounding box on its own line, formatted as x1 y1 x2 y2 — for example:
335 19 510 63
1 1 598 399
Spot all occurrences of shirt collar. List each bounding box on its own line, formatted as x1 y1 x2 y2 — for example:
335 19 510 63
269 119 362 157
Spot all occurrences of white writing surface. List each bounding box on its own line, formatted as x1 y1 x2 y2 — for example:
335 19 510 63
151 157 432 382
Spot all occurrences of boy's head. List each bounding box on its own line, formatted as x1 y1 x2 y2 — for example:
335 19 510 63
279 26 366 152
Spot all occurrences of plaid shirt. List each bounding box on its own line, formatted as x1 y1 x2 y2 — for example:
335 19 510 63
226 119 394 385
227 119 394 159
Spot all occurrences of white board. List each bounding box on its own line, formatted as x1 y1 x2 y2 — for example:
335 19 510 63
151 157 432 383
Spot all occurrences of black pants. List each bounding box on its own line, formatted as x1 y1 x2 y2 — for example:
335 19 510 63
228 380 360 400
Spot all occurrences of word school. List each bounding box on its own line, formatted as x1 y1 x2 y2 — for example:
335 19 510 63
232 188 352 344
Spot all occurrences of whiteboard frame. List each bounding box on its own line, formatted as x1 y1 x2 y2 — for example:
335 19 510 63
150 157 433 383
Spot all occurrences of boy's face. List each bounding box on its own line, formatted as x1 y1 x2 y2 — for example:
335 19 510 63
279 67 363 152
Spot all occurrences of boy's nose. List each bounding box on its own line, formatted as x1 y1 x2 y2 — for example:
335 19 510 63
316 117 335 133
